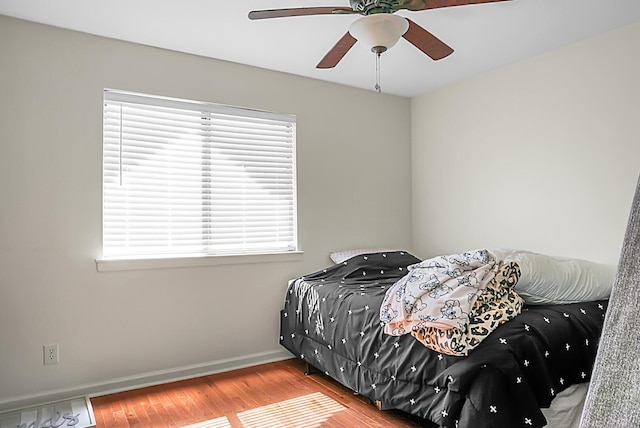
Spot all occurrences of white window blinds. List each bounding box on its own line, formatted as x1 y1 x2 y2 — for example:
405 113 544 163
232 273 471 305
102 90 297 259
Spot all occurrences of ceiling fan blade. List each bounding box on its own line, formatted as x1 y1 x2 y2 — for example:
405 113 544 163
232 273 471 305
248 7 353 20
419 0 511 10
316 32 357 69
402 19 454 60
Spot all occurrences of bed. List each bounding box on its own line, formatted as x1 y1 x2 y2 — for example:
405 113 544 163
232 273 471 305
279 250 612 428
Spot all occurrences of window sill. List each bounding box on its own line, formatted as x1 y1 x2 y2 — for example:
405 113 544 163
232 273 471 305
95 251 304 272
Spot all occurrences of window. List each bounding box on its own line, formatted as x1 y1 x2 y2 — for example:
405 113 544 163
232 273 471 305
101 90 297 261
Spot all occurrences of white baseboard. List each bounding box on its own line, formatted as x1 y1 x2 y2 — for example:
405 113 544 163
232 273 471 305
0 349 294 413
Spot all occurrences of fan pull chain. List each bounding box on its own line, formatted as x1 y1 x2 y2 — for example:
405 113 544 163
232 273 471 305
375 51 381 93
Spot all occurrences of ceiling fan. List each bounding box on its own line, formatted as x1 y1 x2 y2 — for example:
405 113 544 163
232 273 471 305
248 0 511 69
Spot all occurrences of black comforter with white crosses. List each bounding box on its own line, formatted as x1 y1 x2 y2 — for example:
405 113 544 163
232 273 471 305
279 251 607 428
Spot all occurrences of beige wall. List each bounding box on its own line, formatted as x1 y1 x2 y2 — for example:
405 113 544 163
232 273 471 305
411 21 640 265
0 15 413 407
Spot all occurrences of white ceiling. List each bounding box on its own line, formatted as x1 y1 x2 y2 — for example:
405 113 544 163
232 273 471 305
1 0 640 97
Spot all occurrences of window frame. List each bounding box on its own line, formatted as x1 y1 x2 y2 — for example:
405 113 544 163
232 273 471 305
97 90 301 271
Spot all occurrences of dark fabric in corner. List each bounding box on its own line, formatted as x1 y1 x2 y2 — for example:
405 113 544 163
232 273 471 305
581 175 640 427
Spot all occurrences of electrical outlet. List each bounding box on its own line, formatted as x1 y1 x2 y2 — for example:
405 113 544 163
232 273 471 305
43 344 59 365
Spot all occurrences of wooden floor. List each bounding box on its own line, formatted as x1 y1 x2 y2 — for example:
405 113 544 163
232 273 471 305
90 358 432 428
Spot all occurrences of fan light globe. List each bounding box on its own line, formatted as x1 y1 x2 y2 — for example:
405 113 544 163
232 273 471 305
349 14 409 53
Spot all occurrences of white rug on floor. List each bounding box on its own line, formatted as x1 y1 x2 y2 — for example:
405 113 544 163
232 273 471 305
0 396 95 428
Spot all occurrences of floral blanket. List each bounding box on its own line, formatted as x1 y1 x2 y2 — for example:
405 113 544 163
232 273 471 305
381 249 502 333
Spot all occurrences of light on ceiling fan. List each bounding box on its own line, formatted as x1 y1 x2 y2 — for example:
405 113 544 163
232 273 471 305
349 14 409 93
348 14 409 54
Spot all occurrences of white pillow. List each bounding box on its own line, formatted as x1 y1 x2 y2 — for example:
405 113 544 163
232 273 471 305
502 251 617 304
329 248 396 264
